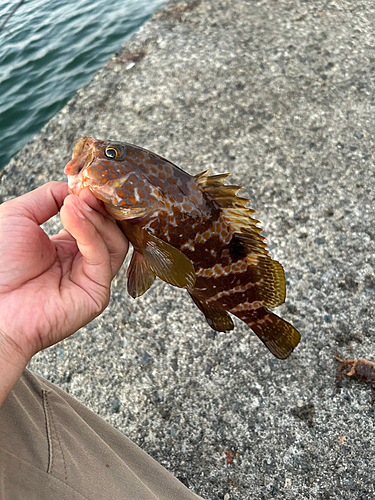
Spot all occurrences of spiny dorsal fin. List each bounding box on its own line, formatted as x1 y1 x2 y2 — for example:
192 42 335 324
196 171 267 250
195 170 231 187
196 171 255 212
206 185 243 197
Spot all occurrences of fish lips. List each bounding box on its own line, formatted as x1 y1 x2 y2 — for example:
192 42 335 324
64 137 96 194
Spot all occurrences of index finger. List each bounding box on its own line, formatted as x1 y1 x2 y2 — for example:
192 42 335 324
0 182 69 225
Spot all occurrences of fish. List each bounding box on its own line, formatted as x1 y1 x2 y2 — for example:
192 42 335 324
64 137 301 359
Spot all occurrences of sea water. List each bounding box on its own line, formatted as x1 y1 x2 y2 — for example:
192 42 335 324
0 0 165 171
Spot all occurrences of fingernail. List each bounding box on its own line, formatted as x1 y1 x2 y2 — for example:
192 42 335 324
72 203 86 219
79 198 92 212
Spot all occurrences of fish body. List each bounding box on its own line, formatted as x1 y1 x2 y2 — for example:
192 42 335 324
65 137 300 359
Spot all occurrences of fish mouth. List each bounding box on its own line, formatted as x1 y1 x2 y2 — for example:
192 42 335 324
64 137 96 194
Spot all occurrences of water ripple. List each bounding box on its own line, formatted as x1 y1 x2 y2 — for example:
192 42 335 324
0 0 165 171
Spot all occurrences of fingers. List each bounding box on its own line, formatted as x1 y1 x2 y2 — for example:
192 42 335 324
79 188 111 219
0 182 69 225
60 197 112 304
76 191 129 276
60 195 128 287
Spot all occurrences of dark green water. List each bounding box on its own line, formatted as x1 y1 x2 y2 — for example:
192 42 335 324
0 0 165 171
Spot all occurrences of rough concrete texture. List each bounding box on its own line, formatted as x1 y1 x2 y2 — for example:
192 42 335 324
1 0 375 498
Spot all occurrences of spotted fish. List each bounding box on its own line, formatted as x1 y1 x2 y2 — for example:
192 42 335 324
64 137 300 359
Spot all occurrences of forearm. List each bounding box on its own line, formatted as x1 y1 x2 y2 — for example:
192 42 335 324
0 332 29 407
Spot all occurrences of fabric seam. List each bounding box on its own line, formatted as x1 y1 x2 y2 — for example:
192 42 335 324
41 389 53 473
42 389 68 482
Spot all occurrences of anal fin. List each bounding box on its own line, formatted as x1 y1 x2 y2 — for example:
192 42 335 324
127 250 156 298
189 292 234 332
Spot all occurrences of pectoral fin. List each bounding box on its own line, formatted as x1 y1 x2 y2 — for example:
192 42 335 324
189 292 234 332
127 250 156 298
142 233 196 289
118 221 196 290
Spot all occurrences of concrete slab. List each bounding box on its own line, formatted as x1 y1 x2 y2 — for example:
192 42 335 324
1 0 375 498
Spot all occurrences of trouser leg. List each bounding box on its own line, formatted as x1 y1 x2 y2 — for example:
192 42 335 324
0 369 204 500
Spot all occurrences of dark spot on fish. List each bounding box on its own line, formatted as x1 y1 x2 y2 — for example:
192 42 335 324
229 236 248 262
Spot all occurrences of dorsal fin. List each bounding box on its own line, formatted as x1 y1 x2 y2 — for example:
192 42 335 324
250 255 286 308
195 171 255 211
195 171 265 250
195 170 231 187
195 171 286 308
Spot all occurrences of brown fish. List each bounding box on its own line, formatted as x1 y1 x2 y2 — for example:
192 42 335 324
64 137 300 359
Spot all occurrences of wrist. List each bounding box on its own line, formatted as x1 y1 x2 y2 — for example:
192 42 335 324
0 329 30 407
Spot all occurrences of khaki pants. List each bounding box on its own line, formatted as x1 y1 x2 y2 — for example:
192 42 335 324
0 369 204 500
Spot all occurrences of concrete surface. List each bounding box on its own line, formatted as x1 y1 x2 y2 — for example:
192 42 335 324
1 0 375 498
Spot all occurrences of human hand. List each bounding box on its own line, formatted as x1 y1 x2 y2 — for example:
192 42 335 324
0 182 128 403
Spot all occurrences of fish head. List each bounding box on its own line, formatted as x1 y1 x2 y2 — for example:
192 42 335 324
64 136 129 194
64 137 174 221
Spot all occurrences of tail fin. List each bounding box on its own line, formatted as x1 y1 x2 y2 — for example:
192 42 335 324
236 306 300 359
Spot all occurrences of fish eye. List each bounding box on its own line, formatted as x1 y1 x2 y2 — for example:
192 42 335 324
105 146 119 159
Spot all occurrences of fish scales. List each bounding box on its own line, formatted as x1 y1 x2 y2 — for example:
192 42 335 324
65 137 300 359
